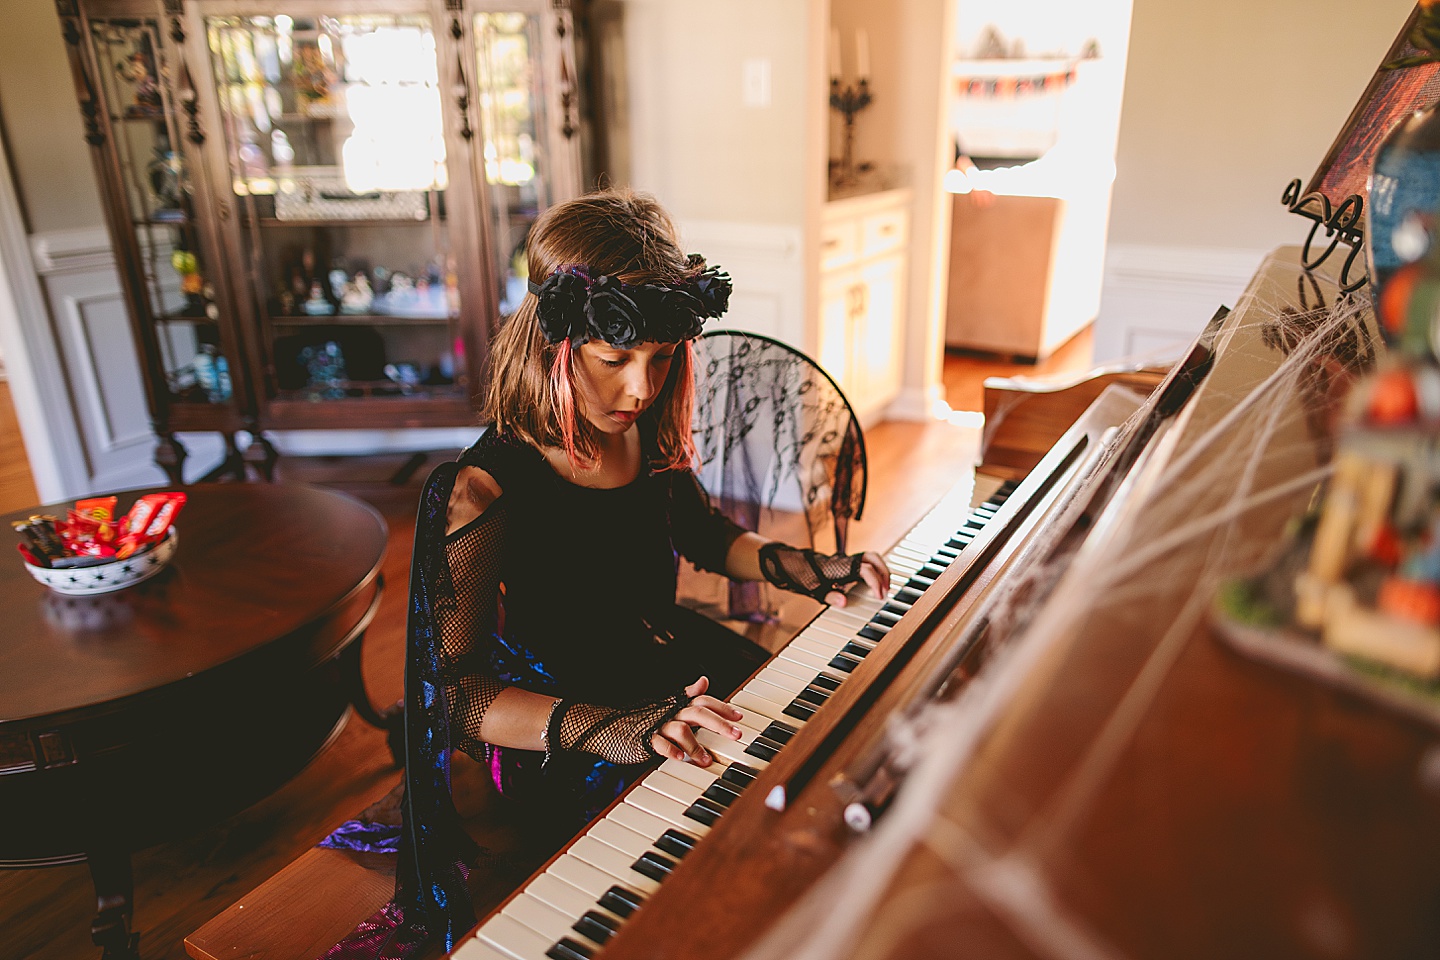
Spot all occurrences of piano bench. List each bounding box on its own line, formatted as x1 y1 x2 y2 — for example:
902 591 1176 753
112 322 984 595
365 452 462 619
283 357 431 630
185 844 396 960
185 760 540 960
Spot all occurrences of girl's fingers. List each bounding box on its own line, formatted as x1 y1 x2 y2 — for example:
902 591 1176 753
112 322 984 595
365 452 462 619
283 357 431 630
659 720 709 764
650 734 688 764
677 704 744 740
684 676 710 699
826 590 848 607
691 695 743 721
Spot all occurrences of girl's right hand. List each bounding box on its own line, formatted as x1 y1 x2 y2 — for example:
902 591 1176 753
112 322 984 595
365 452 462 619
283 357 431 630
649 676 745 767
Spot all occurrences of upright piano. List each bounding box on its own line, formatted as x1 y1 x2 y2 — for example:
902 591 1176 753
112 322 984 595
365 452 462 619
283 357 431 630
448 247 1440 960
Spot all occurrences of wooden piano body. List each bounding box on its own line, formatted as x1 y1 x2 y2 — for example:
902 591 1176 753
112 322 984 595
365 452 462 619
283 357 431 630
452 247 1439 960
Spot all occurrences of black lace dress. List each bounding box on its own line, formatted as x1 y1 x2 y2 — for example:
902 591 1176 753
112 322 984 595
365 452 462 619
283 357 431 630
440 426 761 818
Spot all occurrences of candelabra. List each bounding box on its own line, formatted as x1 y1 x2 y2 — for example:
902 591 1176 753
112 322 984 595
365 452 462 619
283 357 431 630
829 78 872 189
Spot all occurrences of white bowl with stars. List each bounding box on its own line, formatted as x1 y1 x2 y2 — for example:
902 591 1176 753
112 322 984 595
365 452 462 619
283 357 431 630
23 530 178 595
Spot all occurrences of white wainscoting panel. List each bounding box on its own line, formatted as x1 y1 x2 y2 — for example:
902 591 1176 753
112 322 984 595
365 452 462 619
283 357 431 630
678 219 805 350
1094 244 1268 363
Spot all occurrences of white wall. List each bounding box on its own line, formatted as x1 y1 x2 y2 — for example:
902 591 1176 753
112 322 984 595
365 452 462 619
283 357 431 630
1095 0 1416 360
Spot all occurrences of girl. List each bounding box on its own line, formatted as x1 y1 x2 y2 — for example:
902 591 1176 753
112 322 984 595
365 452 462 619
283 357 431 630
332 189 888 958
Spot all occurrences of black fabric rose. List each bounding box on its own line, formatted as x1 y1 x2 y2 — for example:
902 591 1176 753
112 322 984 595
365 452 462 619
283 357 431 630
691 266 733 319
535 269 590 344
630 284 704 343
586 275 644 348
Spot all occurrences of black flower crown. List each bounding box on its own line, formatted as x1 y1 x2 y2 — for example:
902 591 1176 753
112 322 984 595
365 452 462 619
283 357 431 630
530 262 732 349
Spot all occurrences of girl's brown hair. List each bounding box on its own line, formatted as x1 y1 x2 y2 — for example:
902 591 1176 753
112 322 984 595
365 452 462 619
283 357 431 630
481 188 700 471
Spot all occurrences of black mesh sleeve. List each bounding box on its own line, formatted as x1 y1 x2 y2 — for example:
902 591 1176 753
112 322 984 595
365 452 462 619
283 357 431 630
668 470 748 575
433 504 509 762
549 689 692 765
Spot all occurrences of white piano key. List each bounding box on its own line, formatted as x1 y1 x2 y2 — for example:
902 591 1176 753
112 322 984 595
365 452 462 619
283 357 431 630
611 795 687 839
659 756 720 789
789 634 848 659
548 853 638 899
884 554 922 576
450 936 512 960
744 678 803 710
764 653 824 684
642 770 707 806
730 690 786 723
820 606 871 629
627 785 710 831
753 664 810 695
502 894 602 952
777 646 837 677
887 544 930 565
527 872 620 927
730 710 769 737
695 726 766 766
803 621 858 647
477 913 554 960
570 836 661 893
590 818 656 860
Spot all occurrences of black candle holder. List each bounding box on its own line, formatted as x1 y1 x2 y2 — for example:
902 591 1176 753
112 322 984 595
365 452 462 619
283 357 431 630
829 78 873 189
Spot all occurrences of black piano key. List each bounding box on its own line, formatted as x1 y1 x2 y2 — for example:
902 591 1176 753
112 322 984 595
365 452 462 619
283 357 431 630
811 673 841 692
828 652 861 673
684 799 722 827
894 587 925 605
598 886 644 918
881 601 911 617
872 610 903 626
631 850 676 883
574 911 618 945
858 624 888 643
702 781 742 807
841 642 872 660
722 762 762 786
945 537 972 552
655 829 697 859
547 937 595 960
784 699 817 722
760 720 796 743
933 545 960 561
917 563 948 580
745 739 780 762
904 576 934 593
795 686 829 707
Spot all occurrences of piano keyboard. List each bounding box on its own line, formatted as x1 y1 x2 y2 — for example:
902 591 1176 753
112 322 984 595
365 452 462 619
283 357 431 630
452 478 1021 960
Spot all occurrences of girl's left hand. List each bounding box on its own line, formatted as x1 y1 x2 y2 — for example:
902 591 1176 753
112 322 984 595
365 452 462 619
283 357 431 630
826 551 890 607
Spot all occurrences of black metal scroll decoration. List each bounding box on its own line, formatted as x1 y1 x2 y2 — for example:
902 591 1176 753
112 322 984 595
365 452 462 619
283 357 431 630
555 8 576 140
449 4 473 141
55 0 105 147
1282 178 1369 293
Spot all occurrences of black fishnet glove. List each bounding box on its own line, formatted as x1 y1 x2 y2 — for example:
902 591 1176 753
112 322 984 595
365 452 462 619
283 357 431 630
547 689 693 765
757 542 866 602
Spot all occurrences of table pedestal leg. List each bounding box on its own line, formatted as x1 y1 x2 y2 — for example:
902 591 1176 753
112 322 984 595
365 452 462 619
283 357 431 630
340 635 405 767
88 850 139 960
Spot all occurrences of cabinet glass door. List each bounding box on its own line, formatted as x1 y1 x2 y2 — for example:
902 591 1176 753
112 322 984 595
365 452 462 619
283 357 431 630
474 10 563 317
87 15 238 416
204 12 467 410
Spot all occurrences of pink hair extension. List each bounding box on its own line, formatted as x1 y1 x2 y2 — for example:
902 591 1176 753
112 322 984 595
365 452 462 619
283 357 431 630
654 339 699 473
549 343 590 469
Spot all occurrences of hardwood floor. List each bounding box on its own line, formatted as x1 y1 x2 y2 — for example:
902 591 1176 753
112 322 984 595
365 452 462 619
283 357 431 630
0 340 1085 960
0 379 39 515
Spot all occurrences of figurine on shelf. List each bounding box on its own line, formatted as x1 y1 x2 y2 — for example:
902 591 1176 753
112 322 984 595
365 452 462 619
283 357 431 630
304 280 335 316
301 341 347 400
148 150 184 221
340 273 374 314
115 39 163 118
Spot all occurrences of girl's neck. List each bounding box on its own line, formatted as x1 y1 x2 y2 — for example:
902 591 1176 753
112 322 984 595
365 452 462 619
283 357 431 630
542 425 642 488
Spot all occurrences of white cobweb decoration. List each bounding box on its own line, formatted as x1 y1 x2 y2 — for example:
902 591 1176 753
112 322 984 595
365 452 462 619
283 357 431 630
740 260 1377 960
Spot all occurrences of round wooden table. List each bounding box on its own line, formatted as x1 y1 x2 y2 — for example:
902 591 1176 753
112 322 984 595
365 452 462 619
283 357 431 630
0 484 390 959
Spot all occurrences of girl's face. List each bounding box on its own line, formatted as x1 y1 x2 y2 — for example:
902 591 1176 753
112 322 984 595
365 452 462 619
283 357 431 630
572 339 678 434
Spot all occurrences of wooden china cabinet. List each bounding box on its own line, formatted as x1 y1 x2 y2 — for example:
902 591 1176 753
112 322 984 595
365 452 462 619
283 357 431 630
54 0 585 481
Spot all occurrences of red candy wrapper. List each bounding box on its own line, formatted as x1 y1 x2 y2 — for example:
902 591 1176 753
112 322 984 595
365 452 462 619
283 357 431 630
115 492 185 559
74 496 118 523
